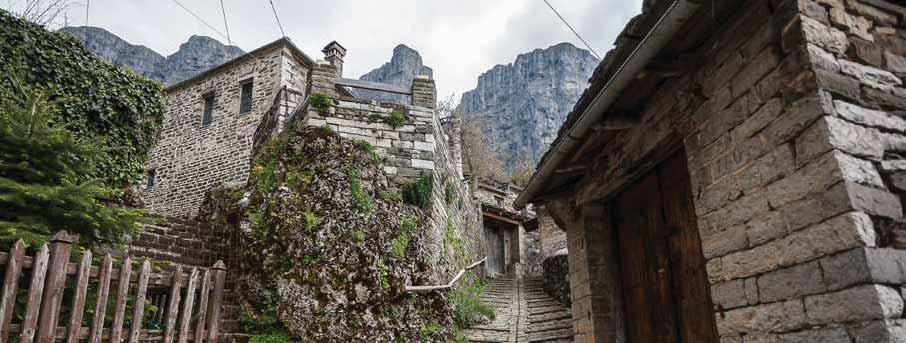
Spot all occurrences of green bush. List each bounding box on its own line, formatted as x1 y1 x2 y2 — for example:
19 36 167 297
0 81 142 246
347 169 373 214
310 92 333 114
402 174 433 209
379 191 402 202
0 11 165 186
386 109 407 128
451 279 494 329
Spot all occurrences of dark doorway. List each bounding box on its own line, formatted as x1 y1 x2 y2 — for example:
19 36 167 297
612 151 718 343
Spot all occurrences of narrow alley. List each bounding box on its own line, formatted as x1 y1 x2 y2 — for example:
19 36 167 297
466 277 573 343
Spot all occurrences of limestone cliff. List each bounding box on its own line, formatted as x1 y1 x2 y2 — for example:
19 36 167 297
457 43 599 170
60 26 244 85
356 44 434 103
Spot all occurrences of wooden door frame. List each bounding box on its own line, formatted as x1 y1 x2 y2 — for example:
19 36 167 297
579 148 717 343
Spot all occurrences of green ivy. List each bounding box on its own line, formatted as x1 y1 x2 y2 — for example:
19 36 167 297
0 11 165 186
390 234 410 259
379 190 402 202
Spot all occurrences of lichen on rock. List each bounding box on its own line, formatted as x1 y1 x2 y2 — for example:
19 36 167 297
203 126 460 341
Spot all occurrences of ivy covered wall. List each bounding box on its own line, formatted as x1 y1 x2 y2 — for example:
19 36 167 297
0 10 165 187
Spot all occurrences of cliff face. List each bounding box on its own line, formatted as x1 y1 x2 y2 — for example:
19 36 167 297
60 26 244 85
457 43 599 170
356 44 433 103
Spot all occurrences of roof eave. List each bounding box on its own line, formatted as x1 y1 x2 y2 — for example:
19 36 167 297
514 0 701 208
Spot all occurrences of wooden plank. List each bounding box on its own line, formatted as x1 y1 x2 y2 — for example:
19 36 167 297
206 261 227 343
88 254 112 343
193 269 211 343
66 251 92 343
177 268 199 343
659 152 719 343
19 244 49 343
335 78 412 95
128 261 151 343
0 240 25 343
614 173 679 343
163 266 183 343
110 257 132 343
38 231 77 343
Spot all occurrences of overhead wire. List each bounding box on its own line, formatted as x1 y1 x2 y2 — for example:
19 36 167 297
170 0 230 42
219 0 232 46
267 0 286 38
542 0 602 59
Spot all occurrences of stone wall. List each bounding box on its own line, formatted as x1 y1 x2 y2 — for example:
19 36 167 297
541 0 906 341
542 252 570 306
538 208 567 258
301 66 484 281
142 43 310 218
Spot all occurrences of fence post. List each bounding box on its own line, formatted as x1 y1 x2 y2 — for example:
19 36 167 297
0 240 25 343
37 231 77 343
19 244 49 343
163 266 184 343
206 261 227 343
88 254 113 343
177 268 199 343
110 257 132 343
193 269 212 343
66 250 92 343
128 261 151 343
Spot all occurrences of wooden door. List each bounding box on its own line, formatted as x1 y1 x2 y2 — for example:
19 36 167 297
613 152 718 343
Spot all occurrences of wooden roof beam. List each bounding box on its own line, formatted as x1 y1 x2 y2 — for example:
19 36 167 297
593 114 639 131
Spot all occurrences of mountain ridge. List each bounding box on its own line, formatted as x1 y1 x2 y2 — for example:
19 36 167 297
60 26 244 86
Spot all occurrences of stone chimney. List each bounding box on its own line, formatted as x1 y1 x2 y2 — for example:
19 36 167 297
322 41 347 77
411 75 436 109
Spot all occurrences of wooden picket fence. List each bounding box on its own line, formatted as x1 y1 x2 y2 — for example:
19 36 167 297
0 231 227 343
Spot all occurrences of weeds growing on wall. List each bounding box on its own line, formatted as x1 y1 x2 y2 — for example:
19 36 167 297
386 109 407 128
402 173 433 209
310 92 333 115
451 277 494 338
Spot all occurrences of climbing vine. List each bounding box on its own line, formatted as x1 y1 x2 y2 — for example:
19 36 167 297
0 10 165 187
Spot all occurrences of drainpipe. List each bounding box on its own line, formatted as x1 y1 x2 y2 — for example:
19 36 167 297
514 0 701 209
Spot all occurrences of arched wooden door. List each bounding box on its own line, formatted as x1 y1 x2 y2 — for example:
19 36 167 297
612 152 718 343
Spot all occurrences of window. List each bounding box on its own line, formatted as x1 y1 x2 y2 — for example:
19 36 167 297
239 82 253 114
146 169 156 190
202 93 215 126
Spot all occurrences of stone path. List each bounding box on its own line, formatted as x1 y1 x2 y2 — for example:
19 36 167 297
465 276 574 343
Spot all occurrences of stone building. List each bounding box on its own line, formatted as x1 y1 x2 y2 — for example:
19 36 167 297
142 38 312 218
516 0 906 342
473 179 536 275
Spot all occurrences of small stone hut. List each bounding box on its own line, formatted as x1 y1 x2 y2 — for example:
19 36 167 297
516 0 906 342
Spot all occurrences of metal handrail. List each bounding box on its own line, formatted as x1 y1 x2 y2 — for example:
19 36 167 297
405 257 487 292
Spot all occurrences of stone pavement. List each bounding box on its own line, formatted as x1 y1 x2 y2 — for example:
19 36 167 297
465 276 574 343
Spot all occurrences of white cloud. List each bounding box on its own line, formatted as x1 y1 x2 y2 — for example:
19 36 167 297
7 0 641 99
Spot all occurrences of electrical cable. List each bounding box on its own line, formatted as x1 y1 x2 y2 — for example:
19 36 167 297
542 0 602 59
170 0 230 42
268 0 286 38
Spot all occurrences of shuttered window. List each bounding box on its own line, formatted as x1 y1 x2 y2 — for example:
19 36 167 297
202 94 215 126
239 82 253 114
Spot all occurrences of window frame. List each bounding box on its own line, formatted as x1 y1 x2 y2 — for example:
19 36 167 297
146 169 156 190
239 80 254 115
201 92 215 127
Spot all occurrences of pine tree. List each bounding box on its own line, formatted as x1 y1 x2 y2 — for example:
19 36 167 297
0 77 142 247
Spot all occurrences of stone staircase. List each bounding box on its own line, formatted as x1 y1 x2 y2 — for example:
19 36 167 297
465 276 574 343
129 216 247 342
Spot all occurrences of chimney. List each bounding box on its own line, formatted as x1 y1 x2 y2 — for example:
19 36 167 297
322 41 347 77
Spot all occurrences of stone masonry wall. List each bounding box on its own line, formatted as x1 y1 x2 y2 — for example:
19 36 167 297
538 208 567 258
143 44 309 218
302 67 484 283
541 0 906 341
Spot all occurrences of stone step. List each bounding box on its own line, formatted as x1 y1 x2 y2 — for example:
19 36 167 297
526 328 574 343
529 311 572 323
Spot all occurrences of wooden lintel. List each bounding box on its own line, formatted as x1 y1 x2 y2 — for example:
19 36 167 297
594 115 639 131
555 164 588 174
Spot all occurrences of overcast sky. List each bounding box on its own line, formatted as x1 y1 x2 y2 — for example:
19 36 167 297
6 0 641 100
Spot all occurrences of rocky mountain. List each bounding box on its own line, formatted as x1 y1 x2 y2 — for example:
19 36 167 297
458 43 599 170
355 44 433 103
60 26 244 86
